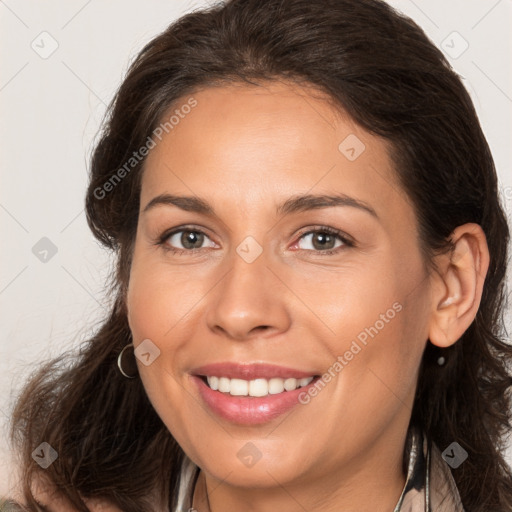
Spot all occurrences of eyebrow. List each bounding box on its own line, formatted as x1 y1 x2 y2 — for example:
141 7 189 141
142 193 378 219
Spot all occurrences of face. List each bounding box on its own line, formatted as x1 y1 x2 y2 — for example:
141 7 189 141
126 81 432 490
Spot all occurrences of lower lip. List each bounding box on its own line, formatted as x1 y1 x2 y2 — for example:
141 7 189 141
191 375 319 425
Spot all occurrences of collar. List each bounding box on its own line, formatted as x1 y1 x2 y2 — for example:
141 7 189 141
394 425 465 511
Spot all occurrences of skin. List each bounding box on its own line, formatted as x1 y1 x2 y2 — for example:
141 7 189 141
123 80 489 512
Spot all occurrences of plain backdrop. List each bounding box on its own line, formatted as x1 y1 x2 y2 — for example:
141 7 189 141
1 0 511 498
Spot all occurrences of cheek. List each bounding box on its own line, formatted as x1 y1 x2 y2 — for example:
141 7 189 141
319 251 429 396
125 258 179 401
126 253 194 343
126 280 169 342
125 260 192 433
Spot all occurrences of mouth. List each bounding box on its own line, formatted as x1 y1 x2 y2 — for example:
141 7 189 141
190 362 322 425
199 375 316 397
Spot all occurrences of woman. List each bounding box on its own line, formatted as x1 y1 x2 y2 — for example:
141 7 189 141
8 0 512 510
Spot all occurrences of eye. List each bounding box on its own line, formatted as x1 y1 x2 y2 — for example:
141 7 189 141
294 226 353 255
157 226 216 254
156 225 354 256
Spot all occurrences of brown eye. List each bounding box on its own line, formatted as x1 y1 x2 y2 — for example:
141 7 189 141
178 230 204 249
163 228 216 252
297 229 346 252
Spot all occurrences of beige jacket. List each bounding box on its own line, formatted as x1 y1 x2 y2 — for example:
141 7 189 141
393 426 465 511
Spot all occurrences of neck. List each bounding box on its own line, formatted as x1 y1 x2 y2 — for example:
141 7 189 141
192 427 408 512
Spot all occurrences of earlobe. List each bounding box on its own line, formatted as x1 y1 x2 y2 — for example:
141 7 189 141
428 223 490 348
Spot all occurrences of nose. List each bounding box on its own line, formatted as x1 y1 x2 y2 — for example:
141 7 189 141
205 245 292 342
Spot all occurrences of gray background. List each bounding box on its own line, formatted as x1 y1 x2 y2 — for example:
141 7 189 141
1 0 511 497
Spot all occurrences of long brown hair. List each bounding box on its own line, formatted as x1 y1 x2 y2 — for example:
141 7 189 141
11 0 512 510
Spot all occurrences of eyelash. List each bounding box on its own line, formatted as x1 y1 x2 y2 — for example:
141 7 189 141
155 225 355 256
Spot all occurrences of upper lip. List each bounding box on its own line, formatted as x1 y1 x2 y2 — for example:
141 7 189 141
191 362 319 380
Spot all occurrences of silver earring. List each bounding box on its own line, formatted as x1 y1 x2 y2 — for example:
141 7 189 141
437 356 446 366
117 343 138 378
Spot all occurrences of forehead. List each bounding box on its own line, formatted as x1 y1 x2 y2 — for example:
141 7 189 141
140 81 411 228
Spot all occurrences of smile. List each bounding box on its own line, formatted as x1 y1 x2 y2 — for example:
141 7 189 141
190 362 322 424
205 376 314 396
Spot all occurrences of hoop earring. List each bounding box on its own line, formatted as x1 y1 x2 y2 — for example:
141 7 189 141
117 343 138 379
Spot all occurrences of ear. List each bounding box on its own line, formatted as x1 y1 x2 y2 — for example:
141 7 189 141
428 223 490 348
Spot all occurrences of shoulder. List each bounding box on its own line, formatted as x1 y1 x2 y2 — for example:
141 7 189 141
81 498 124 512
23 475 123 512
34 493 123 512
29 493 123 512
0 498 25 511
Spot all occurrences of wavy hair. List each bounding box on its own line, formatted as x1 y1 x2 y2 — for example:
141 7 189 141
10 0 512 510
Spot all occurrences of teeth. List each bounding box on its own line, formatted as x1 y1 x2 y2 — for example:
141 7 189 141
284 378 297 391
249 378 269 397
268 378 284 394
230 378 248 396
299 377 313 387
218 377 230 393
208 376 219 391
205 376 314 397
